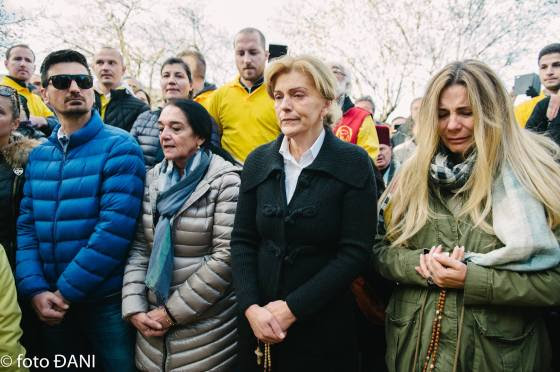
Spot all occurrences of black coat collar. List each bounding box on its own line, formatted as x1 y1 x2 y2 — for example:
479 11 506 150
241 128 372 192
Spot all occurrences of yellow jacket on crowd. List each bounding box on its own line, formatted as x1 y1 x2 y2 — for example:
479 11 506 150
1 76 53 118
203 77 280 163
514 91 546 128
356 116 379 160
0 245 27 372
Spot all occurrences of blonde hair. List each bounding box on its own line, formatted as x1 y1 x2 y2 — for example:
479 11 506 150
386 59 560 247
265 55 342 126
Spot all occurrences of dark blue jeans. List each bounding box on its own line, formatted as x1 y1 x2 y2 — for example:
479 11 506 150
40 295 135 372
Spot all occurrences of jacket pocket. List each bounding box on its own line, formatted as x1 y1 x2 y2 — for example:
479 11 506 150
471 308 540 372
385 289 422 372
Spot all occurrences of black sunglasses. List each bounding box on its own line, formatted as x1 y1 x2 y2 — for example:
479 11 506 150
0 85 21 117
46 74 94 90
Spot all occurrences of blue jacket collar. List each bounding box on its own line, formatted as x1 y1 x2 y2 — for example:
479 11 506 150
49 110 104 150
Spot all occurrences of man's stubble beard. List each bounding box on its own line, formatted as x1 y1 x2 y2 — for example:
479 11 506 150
546 82 560 94
59 107 90 119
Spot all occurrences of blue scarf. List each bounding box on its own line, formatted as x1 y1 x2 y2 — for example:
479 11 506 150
145 149 212 304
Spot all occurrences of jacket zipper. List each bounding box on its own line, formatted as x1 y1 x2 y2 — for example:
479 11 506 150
162 330 170 371
53 144 67 277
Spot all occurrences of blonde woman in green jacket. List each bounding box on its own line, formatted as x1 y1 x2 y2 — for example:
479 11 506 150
0 245 27 372
374 60 560 372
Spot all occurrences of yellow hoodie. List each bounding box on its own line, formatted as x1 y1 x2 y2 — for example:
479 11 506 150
1 76 52 118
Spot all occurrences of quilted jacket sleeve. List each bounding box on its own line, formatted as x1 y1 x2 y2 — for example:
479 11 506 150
165 172 240 324
130 110 160 170
121 220 150 318
56 137 145 302
16 158 50 298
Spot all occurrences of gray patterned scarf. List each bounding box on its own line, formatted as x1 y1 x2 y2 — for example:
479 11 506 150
429 150 476 190
145 149 212 303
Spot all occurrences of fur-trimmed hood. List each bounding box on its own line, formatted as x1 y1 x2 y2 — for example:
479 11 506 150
0 133 41 169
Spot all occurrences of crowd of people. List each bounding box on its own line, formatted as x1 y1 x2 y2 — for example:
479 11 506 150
0 26 559 372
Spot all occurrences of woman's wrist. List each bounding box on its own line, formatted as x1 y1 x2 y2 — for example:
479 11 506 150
161 305 176 327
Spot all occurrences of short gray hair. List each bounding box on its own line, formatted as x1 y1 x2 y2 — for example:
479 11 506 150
355 95 375 111
329 62 352 94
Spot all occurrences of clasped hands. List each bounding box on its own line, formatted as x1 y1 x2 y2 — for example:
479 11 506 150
415 245 467 289
31 290 70 326
245 300 296 344
130 307 175 338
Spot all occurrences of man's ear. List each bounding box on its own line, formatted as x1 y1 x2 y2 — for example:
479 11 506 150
41 87 49 105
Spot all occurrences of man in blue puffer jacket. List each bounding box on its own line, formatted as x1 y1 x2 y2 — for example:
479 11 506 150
15 49 145 371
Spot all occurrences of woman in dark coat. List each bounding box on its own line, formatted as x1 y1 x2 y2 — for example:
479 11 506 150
231 55 378 372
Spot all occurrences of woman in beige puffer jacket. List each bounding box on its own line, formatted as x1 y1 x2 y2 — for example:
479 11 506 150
122 100 241 372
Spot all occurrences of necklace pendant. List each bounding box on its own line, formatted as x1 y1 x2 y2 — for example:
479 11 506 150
255 345 263 365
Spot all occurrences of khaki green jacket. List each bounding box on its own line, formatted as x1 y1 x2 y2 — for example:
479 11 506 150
0 245 27 372
373 194 560 372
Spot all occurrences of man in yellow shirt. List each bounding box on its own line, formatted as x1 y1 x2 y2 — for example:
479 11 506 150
2 44 54 129
203 28 280 163
330 62 379 160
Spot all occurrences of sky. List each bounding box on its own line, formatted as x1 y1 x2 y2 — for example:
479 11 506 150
203 1 286 45
3 0 557 118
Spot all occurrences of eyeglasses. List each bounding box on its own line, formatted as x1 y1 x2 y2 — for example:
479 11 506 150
46 74 93 90
0 85 21 118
